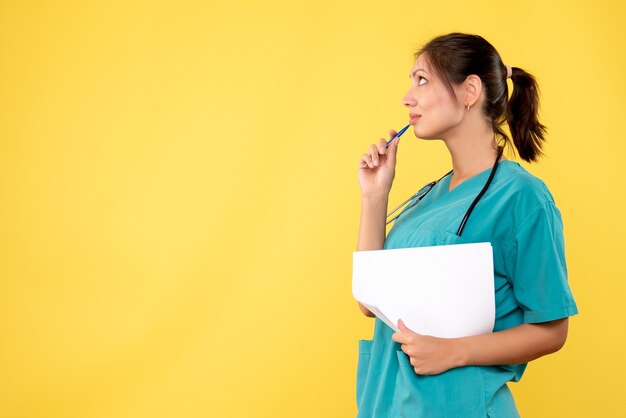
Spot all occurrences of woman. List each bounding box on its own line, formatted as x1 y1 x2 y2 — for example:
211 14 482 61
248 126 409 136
355 33 578 417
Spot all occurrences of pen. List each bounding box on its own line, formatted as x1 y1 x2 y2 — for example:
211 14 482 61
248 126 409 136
385 124 410 148
360 123 411 169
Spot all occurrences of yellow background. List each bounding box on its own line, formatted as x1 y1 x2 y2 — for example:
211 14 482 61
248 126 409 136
1 1 624 417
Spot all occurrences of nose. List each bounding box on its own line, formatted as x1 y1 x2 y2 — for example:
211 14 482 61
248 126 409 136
401 89 416 108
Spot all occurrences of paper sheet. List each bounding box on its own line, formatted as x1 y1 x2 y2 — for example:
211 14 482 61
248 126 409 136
352 242 495 337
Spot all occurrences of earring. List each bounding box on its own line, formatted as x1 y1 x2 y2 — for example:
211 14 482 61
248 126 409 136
465 103 470 110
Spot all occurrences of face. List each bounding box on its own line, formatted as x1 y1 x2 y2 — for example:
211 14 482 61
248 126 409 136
402 55 466 140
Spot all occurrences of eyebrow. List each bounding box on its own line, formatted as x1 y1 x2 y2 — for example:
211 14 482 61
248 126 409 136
409 68 427 79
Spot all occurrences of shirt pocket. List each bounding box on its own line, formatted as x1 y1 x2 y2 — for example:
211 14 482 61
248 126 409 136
392 350 441 416
393 349 489 418
438 221 479 246
356 339 373 409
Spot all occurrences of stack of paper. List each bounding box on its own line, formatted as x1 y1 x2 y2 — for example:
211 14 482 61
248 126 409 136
352 242 495 337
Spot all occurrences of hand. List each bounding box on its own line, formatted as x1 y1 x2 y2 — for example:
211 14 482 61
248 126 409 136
391 319 464 375
357 130 400 198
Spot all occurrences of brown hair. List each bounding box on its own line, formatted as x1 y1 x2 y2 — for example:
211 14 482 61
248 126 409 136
414 32 547 162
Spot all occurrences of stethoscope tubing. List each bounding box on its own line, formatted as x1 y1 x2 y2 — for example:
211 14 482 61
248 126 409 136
386 147 504 236
455 147 503 236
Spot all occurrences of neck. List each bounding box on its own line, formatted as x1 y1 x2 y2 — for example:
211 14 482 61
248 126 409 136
443 126 501 191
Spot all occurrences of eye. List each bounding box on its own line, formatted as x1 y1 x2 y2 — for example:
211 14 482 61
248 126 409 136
417 76 428 86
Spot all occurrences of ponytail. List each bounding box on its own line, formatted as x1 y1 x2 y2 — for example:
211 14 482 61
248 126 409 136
506 67 547 162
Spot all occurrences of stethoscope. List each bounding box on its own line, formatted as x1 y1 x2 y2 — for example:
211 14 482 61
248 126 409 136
385 146 504 237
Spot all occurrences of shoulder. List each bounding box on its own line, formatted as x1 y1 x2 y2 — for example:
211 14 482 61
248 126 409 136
494 161 556 208
494 163 566 261
492 161 564 234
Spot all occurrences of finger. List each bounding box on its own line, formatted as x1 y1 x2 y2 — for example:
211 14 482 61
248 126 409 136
382 131 398 154
360 153 373 169
358 154 369 169
398 318 408 331
399 319 422 337
369 144 380 166
398 318 419 335
378 138 387 155
391 331 405 344
387 134 400 165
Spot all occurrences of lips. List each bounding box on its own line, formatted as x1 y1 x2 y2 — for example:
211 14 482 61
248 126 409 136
409 113 421 124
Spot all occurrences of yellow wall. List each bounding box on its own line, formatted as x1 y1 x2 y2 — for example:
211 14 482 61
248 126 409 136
1 1 624 417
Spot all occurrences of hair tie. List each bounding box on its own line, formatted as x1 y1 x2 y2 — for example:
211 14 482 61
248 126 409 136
505 64 512 79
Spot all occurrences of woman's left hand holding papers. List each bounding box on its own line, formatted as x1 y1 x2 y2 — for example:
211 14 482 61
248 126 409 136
391 318 466 375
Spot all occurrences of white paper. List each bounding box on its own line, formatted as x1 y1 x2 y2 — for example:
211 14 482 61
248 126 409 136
352 242 495 337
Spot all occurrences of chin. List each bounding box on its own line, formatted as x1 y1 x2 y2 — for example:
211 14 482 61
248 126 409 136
413 129 438 140
413 125 446 141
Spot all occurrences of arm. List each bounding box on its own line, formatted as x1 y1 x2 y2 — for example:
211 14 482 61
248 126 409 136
392 317 569 375
354 133 401 318
356 195 388 251
356 196 388 318
358 302 376 318
456 317 569 367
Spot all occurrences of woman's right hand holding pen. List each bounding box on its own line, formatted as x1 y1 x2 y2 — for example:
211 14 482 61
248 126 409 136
358 129 400 199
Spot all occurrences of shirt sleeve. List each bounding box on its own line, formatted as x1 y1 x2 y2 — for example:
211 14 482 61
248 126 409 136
503 201 579 324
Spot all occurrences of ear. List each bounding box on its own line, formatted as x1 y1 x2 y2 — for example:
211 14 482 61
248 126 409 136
463 74 483 109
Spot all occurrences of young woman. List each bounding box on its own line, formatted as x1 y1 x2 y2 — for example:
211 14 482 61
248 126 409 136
355 33 578 417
